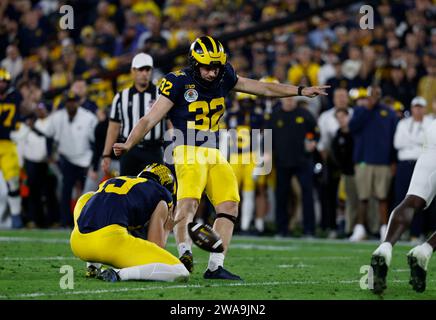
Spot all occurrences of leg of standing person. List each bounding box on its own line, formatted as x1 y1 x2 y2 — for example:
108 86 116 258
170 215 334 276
275 166 292 237
295 159 316 237
350 163 372 241
25 160 44 227
59 156 77 228
45 165 60 227
375 165 394 241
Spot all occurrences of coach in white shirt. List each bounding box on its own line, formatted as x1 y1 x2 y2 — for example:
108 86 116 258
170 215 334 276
393 96 431 239
317 88 353 236
36 91 97 227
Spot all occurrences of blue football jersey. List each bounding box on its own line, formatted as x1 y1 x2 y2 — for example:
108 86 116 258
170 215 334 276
0 89 22 140
159 63 238 148
77 177 173 233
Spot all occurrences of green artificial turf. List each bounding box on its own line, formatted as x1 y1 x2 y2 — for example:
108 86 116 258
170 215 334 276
0 229 434 300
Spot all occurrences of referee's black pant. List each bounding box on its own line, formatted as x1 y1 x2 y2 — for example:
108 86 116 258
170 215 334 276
120 144 164 176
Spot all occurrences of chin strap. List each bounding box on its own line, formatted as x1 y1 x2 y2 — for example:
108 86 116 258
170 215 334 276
216 213 237 224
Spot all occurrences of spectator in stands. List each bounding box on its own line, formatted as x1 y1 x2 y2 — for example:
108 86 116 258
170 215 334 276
417 54 436 114
348 85 398 241
381 62 416 109
70 78 98 114
317 88 353 237
1 44 23 81
288 46 320 87
331 107 358 237
17 10 46 56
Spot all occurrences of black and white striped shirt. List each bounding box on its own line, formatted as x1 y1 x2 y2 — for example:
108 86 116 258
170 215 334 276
109 84 164 145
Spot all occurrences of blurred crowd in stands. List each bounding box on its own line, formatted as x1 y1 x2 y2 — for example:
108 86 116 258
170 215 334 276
0 0 436 242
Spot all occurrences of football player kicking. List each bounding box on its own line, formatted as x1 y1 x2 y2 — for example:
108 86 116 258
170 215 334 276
113 36 329 280
371 119 436 294
70 163 189 282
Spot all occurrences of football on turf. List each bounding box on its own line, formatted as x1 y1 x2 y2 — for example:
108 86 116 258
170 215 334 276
187 222 224 253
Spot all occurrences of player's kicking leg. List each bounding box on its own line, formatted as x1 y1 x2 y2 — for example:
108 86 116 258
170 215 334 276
407 231 435 293
370 195 425 294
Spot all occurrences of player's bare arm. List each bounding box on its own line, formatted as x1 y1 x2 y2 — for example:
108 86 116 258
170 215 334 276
101 121 121 174
113 95 174 156
233 76 330 98
147 200 172 248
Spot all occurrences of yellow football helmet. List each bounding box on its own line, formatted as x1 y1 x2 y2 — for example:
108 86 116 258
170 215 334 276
138 163 176 195
0 68 11 82
189 36 227 67
0 68 11 94
188 36 227 87
348 87 369 100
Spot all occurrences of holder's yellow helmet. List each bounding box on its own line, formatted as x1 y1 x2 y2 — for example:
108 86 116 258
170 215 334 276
138 163 176 195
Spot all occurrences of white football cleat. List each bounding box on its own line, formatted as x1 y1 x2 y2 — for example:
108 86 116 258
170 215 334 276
349 224 366 242
407 243 433 293
370 242 392 294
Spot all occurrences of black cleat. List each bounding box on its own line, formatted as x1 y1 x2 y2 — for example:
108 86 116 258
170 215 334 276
97 268 120 282
370 255 388 294
179 251 194 273
408 255 427 293
204 266 242 281
85 265 100 278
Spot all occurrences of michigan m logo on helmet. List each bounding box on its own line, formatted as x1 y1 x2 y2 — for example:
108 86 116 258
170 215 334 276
188 36 227 88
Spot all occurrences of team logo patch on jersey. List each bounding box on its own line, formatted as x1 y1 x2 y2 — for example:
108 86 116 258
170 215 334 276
184 89 198 102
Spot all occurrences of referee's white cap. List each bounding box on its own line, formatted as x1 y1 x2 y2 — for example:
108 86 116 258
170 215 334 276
131 53 153 69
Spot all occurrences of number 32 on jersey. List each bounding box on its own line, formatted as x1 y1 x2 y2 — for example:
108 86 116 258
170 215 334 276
187 97 225 132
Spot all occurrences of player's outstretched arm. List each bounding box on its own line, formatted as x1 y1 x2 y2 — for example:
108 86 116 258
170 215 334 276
113 95 174 156
234 76 330 98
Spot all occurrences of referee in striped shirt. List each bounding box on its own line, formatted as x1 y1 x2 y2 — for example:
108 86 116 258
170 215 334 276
101 53 165 176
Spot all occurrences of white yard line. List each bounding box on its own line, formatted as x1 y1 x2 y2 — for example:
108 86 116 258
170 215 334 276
0 236 69 244
2 256 78 261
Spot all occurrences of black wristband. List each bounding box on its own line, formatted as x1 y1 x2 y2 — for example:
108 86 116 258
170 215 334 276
102 155 111 159
297 86 305 96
